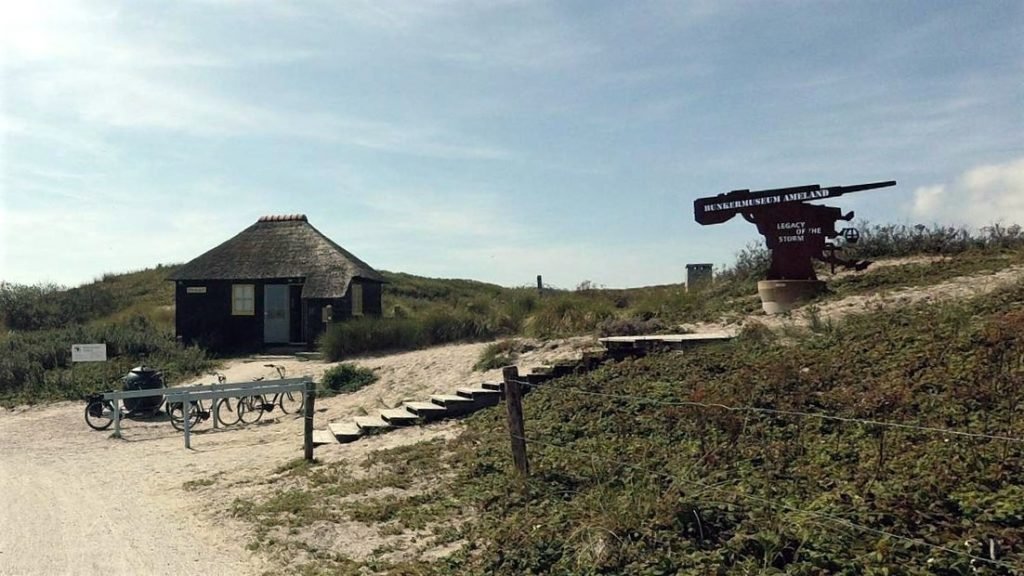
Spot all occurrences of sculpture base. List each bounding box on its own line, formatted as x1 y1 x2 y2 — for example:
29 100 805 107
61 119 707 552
757 279 825 315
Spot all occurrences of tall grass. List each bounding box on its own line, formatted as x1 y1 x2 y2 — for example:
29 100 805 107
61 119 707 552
0 265 176 332
847 222 1024 258
0 315 212 406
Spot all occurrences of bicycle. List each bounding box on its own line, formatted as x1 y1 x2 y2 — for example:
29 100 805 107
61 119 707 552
236 364 305 424
83 392 167 431
168 372 256 430
166 386 217 431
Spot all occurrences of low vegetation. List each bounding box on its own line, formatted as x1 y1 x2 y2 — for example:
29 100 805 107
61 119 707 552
474 339 523 371
0 315 213 407
0 266 210 407
246 274 1024 574
319 363 379 396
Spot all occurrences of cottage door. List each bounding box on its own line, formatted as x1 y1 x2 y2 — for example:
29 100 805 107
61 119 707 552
264 285 290 343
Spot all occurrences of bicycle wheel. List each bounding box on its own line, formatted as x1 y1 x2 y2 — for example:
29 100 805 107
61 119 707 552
167 401 202 432
84 400 115 431
278 390 305 415
215 397 241 426
237 395 265 425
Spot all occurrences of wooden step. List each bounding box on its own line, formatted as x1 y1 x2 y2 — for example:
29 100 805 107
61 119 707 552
328 422 362 443
455 388 501 406
354 415 393 434
430 394 477 414
312 429 338 446
430 394 475 407
481 381 504 392
550 363 578 377
379 408 419 425
403 401 449 419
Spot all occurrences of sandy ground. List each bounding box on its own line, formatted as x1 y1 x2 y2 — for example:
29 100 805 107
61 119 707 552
0 339 592 576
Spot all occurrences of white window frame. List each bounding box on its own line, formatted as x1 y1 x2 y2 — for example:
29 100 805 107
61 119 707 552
350 283 363 316
232 284 255 316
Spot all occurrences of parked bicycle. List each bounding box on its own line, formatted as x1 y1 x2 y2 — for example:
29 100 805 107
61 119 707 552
166 394 214 431
236 364 305 424
83 366 167 431
83 392 165 431
167 372 240 431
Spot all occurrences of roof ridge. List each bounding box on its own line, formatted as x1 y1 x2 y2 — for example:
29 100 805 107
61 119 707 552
258 214 307 222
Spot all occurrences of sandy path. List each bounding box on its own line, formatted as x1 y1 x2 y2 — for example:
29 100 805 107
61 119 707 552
0 339 593 575
0 400 270 576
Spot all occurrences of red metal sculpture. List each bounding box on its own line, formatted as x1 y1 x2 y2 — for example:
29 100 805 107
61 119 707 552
694 181 896 280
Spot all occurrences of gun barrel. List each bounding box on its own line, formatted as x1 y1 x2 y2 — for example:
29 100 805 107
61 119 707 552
828 180 897 195
694 180 896 225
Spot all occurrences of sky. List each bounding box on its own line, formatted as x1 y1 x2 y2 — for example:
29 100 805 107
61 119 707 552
1 0 1022 289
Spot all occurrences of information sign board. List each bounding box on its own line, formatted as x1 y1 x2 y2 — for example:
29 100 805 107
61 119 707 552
72 343 107 363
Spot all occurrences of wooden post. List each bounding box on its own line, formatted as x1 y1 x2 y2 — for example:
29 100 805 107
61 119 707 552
303 381 316 462
536 275 543 296
183 390 191 449
503 366 529 477
112 394 121 439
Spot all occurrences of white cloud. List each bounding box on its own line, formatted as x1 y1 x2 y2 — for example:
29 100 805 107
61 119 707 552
911 185 946 219
909 157 1024 227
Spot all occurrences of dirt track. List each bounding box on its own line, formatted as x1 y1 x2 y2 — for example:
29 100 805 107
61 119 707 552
0 400 264 576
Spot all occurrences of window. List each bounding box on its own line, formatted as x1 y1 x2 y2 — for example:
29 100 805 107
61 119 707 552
350 282 363 316
232 284 255 316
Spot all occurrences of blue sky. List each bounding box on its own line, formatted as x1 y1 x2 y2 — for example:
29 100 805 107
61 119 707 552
1 1 1022 288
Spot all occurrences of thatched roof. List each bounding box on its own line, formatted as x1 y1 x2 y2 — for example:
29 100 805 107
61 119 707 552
169 215 384 298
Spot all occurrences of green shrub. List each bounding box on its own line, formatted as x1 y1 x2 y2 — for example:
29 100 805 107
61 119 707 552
474 340 519 371
596 316 668 337
0 315 213 406
318 310 513 361
526 294 616 338
320 364 378 395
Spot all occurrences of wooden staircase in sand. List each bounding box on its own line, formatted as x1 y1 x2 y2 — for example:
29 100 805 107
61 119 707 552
311 381 507 446
311 335 734 448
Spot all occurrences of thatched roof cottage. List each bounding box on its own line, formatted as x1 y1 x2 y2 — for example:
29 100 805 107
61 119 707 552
169 214 384 351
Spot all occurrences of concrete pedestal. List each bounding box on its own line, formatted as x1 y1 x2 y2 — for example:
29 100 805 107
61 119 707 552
757 279 825 314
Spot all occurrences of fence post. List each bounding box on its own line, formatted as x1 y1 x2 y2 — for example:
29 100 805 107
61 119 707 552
536 275 543 296
503 366 529 477
304 380 316 462
183 390 191 449
113 394 121 439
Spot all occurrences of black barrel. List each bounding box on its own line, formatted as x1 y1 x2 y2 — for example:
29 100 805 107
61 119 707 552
122 366 165 412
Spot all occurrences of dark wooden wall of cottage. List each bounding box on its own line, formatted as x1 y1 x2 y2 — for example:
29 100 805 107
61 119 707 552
362 282 383 316
177 278 384 352
175 279 307 352
304 297 344 344
303 280 384 344
175 281 263 352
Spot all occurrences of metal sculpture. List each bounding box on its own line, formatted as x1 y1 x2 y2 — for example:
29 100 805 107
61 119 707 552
694 181 896 280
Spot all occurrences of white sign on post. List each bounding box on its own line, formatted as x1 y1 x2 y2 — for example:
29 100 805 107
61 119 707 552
71 343 107 363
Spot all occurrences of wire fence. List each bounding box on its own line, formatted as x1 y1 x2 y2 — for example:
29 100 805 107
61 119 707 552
512 378 1024 444
501 373 1023 571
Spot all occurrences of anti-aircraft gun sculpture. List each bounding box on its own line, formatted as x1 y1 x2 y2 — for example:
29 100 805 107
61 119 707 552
694 180 896 313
